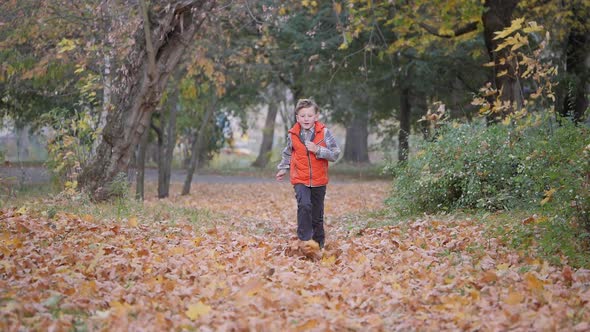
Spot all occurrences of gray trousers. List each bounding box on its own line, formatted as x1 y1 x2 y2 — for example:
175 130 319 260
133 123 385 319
294 184 326 247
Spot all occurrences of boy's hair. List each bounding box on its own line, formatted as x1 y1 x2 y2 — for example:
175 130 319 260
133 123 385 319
295 98 319 114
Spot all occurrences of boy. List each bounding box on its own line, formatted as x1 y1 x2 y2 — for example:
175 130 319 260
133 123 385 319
276 99 341 259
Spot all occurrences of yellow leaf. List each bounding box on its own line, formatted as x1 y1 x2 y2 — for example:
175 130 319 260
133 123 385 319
521 64 535 79
510 41 526 52
504 289 524 305
523 21 543 34
170 246 186 255
321 255 336 266
496 69 508 77
79 280 97 297
193 237 204 246
185 301 211 320
333 2 342 15
16 206 27 215
109 300 133 314
524 272 544 292
493 17 524 40
305 296 322 304
128 216 138 227
541 188 556 205
57 38 77 53
496 263 510 271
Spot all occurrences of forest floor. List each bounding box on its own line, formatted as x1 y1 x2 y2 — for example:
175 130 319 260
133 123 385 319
1 178 590 331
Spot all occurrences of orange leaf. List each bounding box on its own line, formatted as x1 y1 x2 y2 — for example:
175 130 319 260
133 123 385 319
562 266 573 285
82 214 95 222
480 271 498 283
504 289 524 305
295 319 319 331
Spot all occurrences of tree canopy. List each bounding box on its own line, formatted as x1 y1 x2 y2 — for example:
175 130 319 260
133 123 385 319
0 0 588 199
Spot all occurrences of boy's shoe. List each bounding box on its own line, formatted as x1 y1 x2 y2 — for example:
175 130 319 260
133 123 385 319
300 240 322 261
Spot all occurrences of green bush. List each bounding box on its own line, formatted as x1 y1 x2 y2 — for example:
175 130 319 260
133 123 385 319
388 114 590 226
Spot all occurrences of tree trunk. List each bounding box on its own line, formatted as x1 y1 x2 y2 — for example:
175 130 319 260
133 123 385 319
78 1 215 201
278 72 303 124
343 111 370 163
135 123 150 201
278 89 294 137
560 8 589 123
15 124 28 188
252 97 279 168
182 100 216 195
92 0 113 155
398 86 411 163
157 101 178 198
158 76 181 198
482 0 522 118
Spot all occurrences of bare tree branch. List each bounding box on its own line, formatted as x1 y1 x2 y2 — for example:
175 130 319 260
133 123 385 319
419 21 479 38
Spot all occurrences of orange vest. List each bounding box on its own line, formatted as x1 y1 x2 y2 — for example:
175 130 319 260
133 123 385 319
289 122 329 186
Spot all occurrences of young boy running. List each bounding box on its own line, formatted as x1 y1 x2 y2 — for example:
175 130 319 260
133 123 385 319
276 99 341 259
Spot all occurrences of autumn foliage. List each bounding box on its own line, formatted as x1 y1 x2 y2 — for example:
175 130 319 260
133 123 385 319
1 181 589 330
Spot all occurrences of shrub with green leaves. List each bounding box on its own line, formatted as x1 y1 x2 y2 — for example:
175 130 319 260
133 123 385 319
388 114 590 227
44 108 96 191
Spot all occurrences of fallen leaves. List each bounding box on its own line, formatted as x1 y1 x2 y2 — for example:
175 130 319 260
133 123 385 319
186 301 211 321
1 181 589 330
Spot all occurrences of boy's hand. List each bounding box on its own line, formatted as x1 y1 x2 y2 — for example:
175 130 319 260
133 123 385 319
305 141 319 153
276 169 287 181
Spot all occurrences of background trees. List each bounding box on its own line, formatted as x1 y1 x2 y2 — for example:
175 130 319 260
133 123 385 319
1 0 588 201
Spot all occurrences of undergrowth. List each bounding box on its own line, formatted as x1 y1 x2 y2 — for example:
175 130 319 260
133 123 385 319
387 114 590 268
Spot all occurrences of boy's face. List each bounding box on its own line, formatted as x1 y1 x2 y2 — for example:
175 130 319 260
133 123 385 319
296 106 318 130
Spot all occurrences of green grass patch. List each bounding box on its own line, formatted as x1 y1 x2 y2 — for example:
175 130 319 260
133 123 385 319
3 185 218 231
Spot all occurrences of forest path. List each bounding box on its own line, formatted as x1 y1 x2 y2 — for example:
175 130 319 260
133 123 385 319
2 180 589 330
0 165 370 185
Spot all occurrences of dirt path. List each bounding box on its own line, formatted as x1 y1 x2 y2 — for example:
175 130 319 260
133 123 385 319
0 166 362 185
0 166 276 185
2 180 589 331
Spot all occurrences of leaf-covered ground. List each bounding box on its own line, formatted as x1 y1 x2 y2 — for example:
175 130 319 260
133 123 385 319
1 180 589 331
